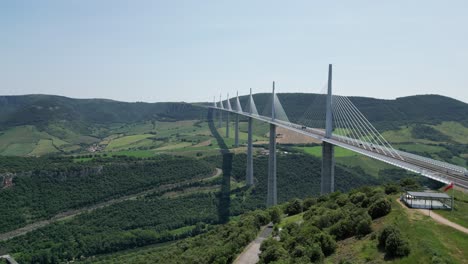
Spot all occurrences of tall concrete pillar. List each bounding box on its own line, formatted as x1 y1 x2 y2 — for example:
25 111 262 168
218 111 222 128
226 112 230 138
321 142 335 194
267 123 277 207
246 117 254 186
234 114 239 147
321 64 335 194
267 81 277 207
218 94 222 128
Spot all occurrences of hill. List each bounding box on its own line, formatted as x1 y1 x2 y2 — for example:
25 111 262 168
73 185 468 264
237 93 468 130
0 93 466 263
0 94 204 129
0 93 467 159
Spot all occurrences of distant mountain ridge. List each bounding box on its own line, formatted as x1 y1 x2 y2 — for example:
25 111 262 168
0 93 467 132
235 93 468 130
0 94 203 130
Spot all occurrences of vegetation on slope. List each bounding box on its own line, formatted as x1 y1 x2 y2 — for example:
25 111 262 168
0 155 213 233
77 179 468 264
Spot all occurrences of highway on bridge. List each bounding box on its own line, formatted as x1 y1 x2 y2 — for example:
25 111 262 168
211 107 468 190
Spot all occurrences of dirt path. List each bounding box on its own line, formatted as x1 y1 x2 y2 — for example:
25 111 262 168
233 224 273 264
0 168 222 242
396 198 468 235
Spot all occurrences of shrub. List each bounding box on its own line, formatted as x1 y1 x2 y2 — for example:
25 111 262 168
350 192 366 205
378 226 397 248
356 218 372 237
285 199 303 216
317 232 337 256
378 226 410 258
385 232 410 257
303 197 317 209
329 219 353 240
384 184 400 194
305 243 324 263
269 207 281 224
368 198 391 219
259 239 288 263
336 194 349 207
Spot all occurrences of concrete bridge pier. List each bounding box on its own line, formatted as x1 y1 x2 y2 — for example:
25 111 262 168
218 109 222 128
246 117 254 186
267 82 277 207
226 112 230 138
234 114 239 147
321 142 335 194
321 64 335 195
267 123 277 207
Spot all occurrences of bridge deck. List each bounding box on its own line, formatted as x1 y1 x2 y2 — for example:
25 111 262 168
211 107 468 189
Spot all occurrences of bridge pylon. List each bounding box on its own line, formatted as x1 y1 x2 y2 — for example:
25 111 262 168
321 64 335 194
226 94 230 138
218 94 223 128
267 82 277 207
246 88 254 186
234 91 240 147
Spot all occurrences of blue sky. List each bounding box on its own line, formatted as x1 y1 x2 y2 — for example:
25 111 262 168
1 1 467 103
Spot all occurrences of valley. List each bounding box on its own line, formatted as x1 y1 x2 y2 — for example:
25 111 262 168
0 94 466 263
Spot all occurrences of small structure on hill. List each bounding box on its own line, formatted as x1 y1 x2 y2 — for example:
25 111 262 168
401 191 452 210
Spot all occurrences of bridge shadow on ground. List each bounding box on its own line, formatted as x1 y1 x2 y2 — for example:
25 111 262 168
208 108 231 224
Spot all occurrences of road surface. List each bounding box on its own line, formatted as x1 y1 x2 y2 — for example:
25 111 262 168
0 168 222 241
233 224 273 264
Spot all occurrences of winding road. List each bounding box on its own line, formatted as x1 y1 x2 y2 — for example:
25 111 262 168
0 168 222 242
233 224 273 264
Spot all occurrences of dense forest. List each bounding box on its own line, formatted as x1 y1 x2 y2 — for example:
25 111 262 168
0 152 420 263
232 93 468 130
1 93 466 134
0 95 205 130
82 185 404 264
0 155 213 233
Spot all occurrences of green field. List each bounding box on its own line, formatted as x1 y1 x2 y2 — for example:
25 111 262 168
394 143 445 153
295 145 393 177
295 146 357 158
29 139 60 156
105 134 157 150
326 198 468 263
382 126 439 144
437 189 468 229
0 126 78 156
433 121 468 144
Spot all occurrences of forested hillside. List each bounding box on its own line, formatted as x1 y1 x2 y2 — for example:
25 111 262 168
0 93 467 158
235 93 468 130
0 155 213 233
75 184 468 264
0 95 204 129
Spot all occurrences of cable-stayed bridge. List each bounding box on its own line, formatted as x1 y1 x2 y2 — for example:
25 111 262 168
209 64 468 207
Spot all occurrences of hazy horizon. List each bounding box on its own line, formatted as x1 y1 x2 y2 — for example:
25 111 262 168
2 1 467 103
2 91 466 105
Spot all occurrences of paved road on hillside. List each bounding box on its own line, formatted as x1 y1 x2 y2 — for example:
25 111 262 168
233 224 273 264
0 168 222 241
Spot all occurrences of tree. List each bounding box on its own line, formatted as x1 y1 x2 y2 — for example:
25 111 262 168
302 197 317 210
270 207 281 224
356 218 372 237
317 232 337 256
305 243 324 263
384 184 400 194
385 232 410 257
285 199 303 216
368 198 391 219
259 239 288 264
